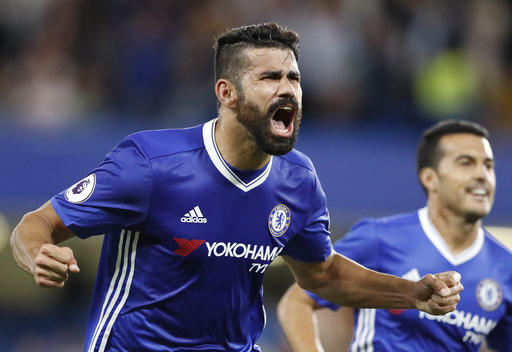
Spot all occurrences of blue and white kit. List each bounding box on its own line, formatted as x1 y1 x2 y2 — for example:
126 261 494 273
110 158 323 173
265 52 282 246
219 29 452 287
52 119 333 351
309 209 512 352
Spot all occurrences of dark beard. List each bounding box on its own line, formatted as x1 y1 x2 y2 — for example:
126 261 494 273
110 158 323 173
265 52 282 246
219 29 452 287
463 210 486 224
235 95 302 156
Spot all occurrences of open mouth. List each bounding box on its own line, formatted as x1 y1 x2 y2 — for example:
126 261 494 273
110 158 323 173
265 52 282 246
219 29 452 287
466 186 489 201
270 105 297 137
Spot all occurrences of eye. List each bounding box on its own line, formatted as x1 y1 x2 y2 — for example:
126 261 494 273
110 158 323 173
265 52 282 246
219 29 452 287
289 74 301 83
261 73 281 81
456 156 474 166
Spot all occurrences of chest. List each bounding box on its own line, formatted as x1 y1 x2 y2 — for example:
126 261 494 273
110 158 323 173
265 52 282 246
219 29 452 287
139 157 313 271
378 246 508 342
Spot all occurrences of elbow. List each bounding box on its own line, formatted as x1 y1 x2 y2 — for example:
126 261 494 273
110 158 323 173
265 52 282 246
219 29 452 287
10 211 40 261
9 215 26 253
9 226 17 253
10 213 30 249
10 222 26 271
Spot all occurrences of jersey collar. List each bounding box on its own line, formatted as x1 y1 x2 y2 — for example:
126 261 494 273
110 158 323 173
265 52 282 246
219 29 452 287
418 207 484 266
202 118 273 192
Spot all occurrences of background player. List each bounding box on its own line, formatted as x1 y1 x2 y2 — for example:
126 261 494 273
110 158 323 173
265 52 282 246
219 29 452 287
278 120 512 352
10 23 462 351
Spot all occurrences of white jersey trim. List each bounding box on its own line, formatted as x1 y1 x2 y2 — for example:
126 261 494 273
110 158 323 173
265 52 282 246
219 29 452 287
202 119 273 192
418 207 484 266
351 308 376 352
88 230 140 352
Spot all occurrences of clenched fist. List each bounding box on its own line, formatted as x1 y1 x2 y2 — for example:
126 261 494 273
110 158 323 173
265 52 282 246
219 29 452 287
33 243 80 288
413 271 463 315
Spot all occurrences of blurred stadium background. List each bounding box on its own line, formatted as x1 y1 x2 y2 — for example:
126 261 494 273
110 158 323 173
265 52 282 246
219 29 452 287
1 0 511 351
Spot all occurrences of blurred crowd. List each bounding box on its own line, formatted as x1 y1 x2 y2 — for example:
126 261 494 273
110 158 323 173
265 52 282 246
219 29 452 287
1 0 512 130
1 2 512 350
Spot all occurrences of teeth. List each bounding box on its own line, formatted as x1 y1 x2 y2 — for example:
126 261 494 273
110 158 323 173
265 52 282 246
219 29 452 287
471 189 486 196
281 106 292 111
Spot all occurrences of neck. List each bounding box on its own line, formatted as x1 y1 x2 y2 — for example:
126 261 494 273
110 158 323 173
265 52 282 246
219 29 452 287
214 111 270 170
426 199 481 255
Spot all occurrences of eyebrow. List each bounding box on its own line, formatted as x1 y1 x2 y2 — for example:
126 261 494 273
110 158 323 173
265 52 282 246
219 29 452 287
288 70 301 80
259 70 301 79
260 70 282 78
455 154 494 162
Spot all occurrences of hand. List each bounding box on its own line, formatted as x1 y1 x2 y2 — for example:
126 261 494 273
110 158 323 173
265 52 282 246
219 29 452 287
413 271 463 315
32 243 80 288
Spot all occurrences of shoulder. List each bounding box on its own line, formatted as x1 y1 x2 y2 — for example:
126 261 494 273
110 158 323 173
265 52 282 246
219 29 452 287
276 149 324 198
340 211 420 248
483 230 512 285
374 211 420 228
351 210 420 232
483 230 512 257
279 148 316 173
122 123 204 160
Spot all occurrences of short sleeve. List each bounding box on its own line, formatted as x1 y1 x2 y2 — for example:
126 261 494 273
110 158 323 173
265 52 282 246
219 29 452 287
307 219 380 310
51 136 152 238
281 172 333 262
486 299 512 351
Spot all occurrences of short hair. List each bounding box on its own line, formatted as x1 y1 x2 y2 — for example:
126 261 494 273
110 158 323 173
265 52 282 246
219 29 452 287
213 22 300 89
416 119 489 193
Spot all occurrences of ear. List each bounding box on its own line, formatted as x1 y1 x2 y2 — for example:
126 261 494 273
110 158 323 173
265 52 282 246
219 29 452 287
419 167 439 194
215 79 238 109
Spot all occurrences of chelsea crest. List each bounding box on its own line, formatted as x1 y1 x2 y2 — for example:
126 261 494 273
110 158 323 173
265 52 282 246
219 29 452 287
476 278 502 312
268 204 291 237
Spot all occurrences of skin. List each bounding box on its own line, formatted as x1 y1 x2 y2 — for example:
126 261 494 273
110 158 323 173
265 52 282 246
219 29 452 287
421 133 495 254
10 201 77 288
278 132 495 352
11 47 462 316
214 47 302 169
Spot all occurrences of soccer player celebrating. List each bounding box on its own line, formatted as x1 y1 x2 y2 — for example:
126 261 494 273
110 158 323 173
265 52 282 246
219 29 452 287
278 120 511 352
11 23 462 351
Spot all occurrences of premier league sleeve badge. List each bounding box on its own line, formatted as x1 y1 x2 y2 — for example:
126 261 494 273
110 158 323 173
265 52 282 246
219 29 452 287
65 174 96 204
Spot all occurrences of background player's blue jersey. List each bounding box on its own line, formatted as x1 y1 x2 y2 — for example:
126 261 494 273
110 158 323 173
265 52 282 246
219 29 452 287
309 208 512 352
51 119 333 352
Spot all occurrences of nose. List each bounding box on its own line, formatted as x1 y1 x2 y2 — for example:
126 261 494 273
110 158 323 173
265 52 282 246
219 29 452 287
474 163 492 182
277 78 297 98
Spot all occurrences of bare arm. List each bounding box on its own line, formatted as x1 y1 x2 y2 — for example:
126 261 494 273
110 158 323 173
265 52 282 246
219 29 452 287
277 283 326 352
283 252 462 315
278 283 355 352
10 201 79 287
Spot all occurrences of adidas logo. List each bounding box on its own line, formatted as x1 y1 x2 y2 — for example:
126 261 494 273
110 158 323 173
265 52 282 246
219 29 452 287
181 206 207 223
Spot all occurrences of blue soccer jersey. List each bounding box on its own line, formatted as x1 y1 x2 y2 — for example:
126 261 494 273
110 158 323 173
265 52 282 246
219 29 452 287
309 208 512 352
51 119 333 352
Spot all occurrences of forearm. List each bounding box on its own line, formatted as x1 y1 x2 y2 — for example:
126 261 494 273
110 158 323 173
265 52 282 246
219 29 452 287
285 252 461 315
278 284 324 352
10 202 73 275
306 253 416 309
11 212 56 274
